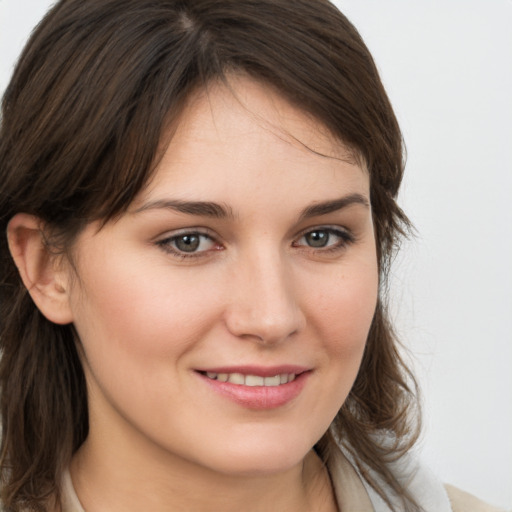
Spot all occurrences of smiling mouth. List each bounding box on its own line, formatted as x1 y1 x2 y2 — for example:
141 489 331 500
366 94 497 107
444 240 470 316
201 372 297 386
197 368 310 409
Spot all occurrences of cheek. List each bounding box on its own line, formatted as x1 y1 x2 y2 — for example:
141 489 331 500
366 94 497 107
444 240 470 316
304 263 378 420
70 260 224 364
308 263 379 355
295 262 378 437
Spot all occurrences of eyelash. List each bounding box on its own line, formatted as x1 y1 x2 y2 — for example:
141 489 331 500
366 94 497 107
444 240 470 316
293 227 355 253
156 230 220 260
156 226 355 260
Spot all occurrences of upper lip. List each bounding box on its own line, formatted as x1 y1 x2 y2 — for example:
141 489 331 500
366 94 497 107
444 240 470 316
195 365 310 377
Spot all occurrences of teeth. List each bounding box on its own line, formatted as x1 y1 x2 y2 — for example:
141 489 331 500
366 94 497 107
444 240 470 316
204 372 296 386
264 375 281 386
245 375 264 386
227 373 245 385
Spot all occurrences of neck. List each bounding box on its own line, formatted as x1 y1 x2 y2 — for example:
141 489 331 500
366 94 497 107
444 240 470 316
69 430 336 512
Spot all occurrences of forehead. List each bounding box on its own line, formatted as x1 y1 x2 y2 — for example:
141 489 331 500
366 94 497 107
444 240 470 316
135 76 368 209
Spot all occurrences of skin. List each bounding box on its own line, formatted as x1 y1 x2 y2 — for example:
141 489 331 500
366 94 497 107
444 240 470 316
23 77 379 511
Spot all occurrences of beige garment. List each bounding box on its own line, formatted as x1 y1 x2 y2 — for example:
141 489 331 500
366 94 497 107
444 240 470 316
60 456 508 512
326 446 374 511
61 470 84 512
445 484 507 512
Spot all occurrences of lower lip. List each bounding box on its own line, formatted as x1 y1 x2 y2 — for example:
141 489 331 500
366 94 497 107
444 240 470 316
197 372 310 410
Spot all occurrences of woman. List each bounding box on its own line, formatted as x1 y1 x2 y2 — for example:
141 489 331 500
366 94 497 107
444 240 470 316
0 1 504 511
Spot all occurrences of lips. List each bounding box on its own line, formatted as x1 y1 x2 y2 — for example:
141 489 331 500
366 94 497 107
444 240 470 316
195 366 310 409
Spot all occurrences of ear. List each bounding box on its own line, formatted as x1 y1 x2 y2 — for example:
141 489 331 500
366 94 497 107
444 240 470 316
7 213 74 325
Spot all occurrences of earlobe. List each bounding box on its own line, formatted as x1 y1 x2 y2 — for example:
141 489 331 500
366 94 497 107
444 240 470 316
7 213 74 325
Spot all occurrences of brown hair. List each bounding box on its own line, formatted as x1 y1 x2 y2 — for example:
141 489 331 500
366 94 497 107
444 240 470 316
0 0 419 510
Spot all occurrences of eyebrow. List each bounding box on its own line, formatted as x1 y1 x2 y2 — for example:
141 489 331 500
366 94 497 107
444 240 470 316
134 193 369 220
133 199 235 219
298 193 370 220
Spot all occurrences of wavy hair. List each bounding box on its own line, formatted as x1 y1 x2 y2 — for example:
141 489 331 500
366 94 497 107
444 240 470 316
0 1 419 510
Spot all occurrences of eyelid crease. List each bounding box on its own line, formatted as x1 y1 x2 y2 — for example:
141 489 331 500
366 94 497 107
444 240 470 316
156 226 215 237
295 224 354 239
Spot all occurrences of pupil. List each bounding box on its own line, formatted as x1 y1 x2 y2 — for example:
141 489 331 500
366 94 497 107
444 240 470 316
306 231 328 247
176 235 200 252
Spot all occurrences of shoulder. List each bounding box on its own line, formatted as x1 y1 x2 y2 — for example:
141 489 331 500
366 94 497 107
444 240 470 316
445 484 510 512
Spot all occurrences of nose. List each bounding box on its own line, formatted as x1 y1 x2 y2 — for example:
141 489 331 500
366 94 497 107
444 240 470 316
224 251 305 345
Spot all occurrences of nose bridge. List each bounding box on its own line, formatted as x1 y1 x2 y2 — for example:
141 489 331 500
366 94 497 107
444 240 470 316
225 246 304 344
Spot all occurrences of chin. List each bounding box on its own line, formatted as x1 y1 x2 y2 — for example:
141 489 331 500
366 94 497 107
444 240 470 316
198 430 318 477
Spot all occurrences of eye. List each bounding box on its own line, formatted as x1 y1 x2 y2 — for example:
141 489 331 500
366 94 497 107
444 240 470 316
157 231 219 257
302 230 331 248
294 227 354 251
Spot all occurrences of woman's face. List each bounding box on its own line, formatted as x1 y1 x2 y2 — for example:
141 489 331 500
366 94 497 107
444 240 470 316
65 77 378 476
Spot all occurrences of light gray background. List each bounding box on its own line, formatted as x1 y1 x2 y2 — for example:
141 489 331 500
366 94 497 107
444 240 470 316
1 0 511 508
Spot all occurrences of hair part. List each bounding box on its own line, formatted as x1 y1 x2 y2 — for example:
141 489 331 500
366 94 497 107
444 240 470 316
0 1 419 510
